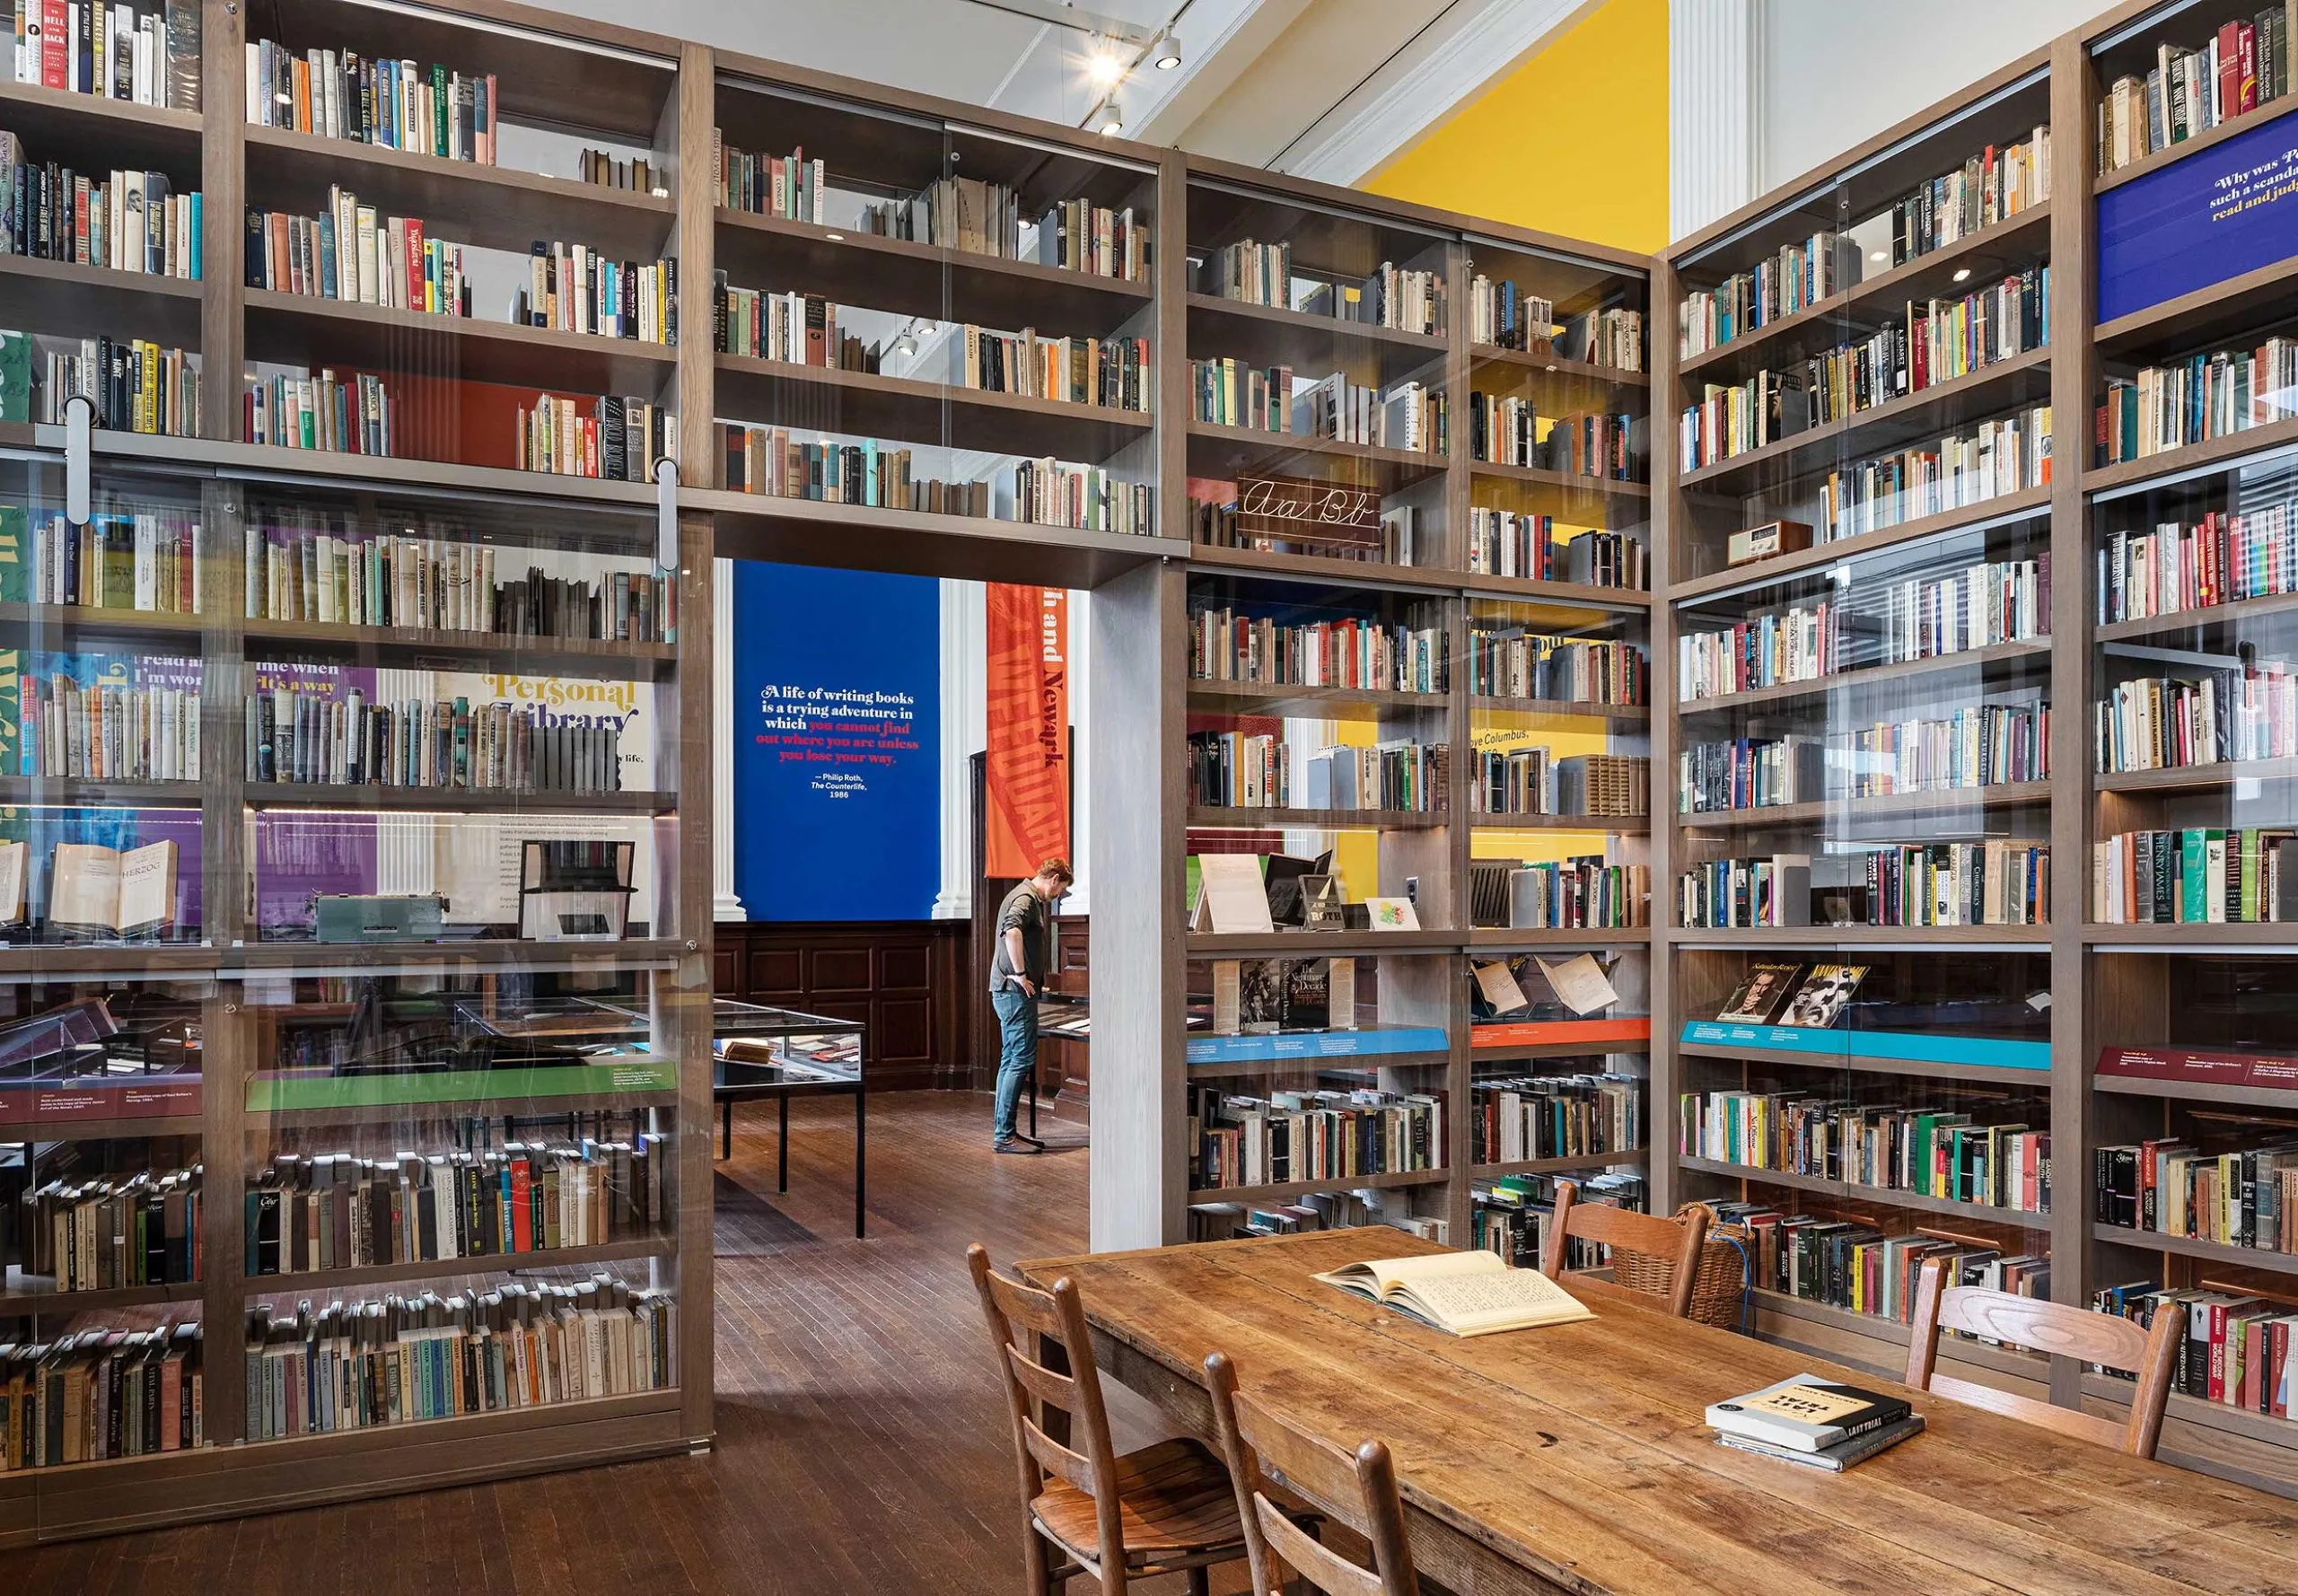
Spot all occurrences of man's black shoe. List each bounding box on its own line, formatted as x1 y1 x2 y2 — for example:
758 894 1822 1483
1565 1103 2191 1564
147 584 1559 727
994 1137 1041 1155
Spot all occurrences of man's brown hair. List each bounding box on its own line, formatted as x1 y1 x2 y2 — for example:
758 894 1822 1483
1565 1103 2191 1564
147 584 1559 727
1036 858 1074 885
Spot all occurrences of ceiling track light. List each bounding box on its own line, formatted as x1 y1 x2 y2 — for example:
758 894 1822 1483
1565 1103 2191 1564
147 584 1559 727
1098 98 1125 136
1152 28 1180 69
1086 33 1127 88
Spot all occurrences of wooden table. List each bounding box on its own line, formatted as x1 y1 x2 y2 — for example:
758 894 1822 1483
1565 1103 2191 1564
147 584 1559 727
1019 1228 2298 1596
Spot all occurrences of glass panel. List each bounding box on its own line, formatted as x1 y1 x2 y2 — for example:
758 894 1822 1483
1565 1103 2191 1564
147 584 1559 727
1673 943 2053 1337
1463 236 1649 595
237 1 683 473
236 957 679 1442
1184 948 1452 1241
1185 181 1449 574
710 81 1159 538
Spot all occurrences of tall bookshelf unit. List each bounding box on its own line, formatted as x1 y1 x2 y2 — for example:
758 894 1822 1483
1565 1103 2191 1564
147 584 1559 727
1092 159 1656 1263
1656 1 2298 1495
0 0 1216 1545
0 0 724 1544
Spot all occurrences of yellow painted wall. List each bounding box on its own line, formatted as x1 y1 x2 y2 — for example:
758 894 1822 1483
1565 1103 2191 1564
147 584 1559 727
1363 0 1669 255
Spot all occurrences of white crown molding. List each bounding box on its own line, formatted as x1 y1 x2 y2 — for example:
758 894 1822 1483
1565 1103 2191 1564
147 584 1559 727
1275 0 1596 187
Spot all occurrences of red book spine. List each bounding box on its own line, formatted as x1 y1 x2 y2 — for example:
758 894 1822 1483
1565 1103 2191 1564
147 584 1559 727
2222 22 2244 120
510 1157 533 1252
2209 1300 2230 1402
39 0 66 88
404 218 425 313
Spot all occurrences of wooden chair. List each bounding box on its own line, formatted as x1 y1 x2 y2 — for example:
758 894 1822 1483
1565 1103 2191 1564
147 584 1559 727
1204 1352 1418 1596
1905 1255 2186 1458
967 1245 1246 1593
1538 1179 1710 1319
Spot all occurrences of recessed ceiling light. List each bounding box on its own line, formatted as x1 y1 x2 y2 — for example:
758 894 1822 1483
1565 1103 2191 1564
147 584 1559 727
1869 250 1888 263
1952 267 1971 282
825 232 844 241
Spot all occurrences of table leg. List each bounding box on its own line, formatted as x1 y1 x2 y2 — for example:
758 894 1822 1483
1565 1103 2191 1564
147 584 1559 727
720 1100 731 1161
854 1087 867 1239
778 1093 790 1192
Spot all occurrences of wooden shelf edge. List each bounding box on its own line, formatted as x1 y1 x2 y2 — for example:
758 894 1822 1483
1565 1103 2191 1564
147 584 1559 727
2083 413 2298 497
0 252 203 300
2091 1223 2298 1276
1469 1150 1648 1179
2094 98 2298 195
1676 203 2053 380
1668 487 2053 605
1676 638 2050 715
245 1235 675 1296
1679 346 2052 490
1675 781 2055 830
1182 292 1444 349
1679 1156 2051 1224
1187 1169 1452 1204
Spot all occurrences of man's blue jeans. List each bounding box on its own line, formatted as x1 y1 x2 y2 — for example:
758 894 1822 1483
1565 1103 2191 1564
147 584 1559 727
991 984 1037 1141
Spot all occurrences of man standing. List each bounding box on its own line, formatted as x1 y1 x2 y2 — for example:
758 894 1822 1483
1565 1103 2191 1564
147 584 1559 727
988 857 1072 1154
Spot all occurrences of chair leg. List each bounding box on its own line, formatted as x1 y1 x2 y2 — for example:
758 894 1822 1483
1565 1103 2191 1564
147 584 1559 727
1185 1569 1210 1596
1023 1526 1054 1595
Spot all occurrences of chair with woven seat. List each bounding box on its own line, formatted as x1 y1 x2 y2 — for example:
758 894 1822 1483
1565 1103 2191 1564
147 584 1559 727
1538 1178 1710 1318
1906 1255 2187 1458
1204 1350 1419 1596
968 1244 1247 1593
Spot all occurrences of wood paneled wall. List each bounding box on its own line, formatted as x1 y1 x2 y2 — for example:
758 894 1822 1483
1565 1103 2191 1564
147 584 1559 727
713 917 1091 1100
714 921 974 1091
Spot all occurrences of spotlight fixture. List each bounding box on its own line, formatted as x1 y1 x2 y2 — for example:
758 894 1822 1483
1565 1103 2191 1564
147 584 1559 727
1099 99 1125 136
1153 28 1181 70
1086 37 1126 87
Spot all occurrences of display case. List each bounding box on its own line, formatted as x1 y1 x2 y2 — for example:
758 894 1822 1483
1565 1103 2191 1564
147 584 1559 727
0 368 708 1536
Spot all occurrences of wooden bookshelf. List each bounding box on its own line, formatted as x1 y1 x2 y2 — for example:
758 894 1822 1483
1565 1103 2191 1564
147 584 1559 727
1651 6 2298 1502
0 0 723 1544
1093 155 1658 1262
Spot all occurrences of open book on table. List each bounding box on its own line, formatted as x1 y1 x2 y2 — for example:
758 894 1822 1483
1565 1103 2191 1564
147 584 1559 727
1314 1250 1594 1337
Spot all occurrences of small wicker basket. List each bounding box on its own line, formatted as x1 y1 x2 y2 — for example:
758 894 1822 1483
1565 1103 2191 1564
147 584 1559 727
1609 1202 1752 1331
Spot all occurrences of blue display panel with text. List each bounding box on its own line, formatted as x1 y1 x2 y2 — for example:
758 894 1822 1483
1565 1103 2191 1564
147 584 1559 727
2099 109 2298 324
732 560 942 920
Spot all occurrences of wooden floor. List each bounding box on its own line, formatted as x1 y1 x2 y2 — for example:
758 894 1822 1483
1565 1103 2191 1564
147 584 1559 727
0 1092 1243 1594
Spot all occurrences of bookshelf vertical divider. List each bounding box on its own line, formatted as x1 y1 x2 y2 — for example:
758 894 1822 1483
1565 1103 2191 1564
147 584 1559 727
1646 251 1681 1223
2044 30 2097 1409
197 0 245 439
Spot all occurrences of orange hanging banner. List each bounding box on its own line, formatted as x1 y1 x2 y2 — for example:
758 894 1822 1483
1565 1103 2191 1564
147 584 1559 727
985 585 1071 878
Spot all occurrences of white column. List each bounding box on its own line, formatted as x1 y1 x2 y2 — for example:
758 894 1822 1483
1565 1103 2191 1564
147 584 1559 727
711 557 745 920
933 578 987 918
1670 0 1764 243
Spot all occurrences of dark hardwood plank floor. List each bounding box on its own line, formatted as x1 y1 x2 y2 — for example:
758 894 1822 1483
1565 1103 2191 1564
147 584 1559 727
0 1092 1255 1594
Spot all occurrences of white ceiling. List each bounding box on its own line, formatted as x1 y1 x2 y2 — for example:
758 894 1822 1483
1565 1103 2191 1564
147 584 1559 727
539 0 1575 183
